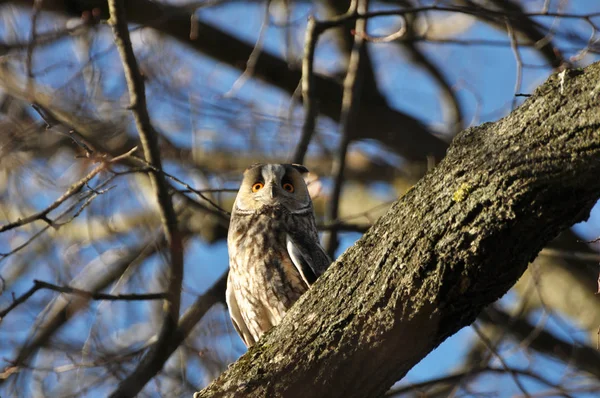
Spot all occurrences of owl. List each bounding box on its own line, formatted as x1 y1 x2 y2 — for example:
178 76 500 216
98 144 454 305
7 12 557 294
226 163 331 347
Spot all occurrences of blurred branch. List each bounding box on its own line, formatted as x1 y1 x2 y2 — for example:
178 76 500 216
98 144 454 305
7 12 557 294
31 103 97 155
292 15 319 165
324 0 368 258
293 0 384 164
0 236 168 380
385 365 573 397
471 323 531 396
480 306 600 378
0 22 89 56
304 4 599 39
0 147 136 233
389 0 464 134
8 0 598 161
223 0 269 97
516 230 600 340
540 247 600 262
7 0 447 161
0 177 115 262
110 272 227 397
107 1 184 397
463 0 565 68
506 17 524 110
0 65 415 185
0 280 168 320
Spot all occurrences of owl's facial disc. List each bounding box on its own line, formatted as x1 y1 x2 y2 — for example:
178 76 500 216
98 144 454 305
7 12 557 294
235 164 311 213
253 177 292 204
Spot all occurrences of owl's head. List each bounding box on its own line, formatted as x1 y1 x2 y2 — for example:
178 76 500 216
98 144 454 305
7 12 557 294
233 163 312 214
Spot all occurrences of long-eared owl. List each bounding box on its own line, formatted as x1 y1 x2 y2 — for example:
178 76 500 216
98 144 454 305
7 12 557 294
226 163 331 347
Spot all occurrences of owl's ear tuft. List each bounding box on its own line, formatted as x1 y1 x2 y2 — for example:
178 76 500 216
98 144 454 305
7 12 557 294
245 163 265 173
289 164 309 174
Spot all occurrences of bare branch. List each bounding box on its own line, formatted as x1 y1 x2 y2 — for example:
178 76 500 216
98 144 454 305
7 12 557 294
0 179 115 262
471 323 531 397
110 272 228 397
480 306 600 378
0 280 167 320
0 147 136 233
107 1 184 395
385 365 574 397
324 0 369 258
292 16 320 165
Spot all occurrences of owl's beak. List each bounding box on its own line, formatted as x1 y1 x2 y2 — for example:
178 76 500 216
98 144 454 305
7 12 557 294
269 184 278 199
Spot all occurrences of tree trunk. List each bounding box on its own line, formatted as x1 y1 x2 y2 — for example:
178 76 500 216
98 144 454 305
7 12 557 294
195 63 600 397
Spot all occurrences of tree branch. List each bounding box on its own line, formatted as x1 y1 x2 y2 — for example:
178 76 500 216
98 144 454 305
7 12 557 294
480 306 600 378
9 0 447 161
0 147 136 233
110 272 228 397
195 63 600 397
0 280 167 320
107 1 184 396
324 0 369 257
1 236 167 375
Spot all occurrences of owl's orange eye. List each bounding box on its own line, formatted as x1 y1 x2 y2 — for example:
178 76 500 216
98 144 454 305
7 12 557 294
282 183 294 193
252 182 264 192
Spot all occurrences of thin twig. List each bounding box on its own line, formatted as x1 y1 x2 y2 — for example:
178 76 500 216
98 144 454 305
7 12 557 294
31 103 96 155
128 155 230 216
224 0 271 97
0 280 167 320
0 166 100 232
0 147 137 233
0 177 116 262
472 323 531 397
506 18 523 110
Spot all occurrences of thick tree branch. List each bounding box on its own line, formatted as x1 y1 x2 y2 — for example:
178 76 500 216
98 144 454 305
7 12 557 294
196 63 600 397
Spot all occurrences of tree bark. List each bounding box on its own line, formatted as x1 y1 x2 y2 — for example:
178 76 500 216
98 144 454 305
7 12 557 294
195 62 600 397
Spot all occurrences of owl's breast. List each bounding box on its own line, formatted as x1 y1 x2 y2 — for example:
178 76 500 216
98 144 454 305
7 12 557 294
227 211 308 342
256 204 286 219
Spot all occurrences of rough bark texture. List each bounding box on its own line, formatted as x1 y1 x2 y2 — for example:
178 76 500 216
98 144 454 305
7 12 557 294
196 62 600 398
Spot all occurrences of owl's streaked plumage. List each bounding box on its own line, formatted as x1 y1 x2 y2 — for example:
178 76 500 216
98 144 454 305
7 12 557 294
226 163 330 347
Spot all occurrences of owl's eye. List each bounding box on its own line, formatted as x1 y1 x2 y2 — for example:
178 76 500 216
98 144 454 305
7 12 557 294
252 182 264 192
282 183 294 193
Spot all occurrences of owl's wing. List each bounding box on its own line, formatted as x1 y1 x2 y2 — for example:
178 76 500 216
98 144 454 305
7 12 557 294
286 233 331 287
226 274 255 347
